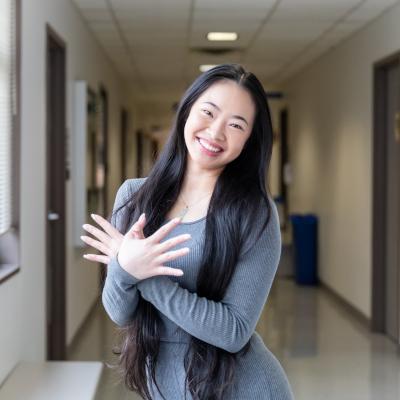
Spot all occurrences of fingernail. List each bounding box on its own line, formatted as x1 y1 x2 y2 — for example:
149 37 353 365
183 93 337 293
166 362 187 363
83 254 88 258
91 214 97 220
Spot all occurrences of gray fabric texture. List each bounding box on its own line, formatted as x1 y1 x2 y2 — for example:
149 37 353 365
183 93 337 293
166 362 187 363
102 178 295 399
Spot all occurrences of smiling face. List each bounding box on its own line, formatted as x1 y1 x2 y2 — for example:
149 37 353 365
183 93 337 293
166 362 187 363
183 79 256 173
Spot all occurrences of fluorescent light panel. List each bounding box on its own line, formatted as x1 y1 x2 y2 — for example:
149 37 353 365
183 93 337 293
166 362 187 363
199 64 218 72
207 32 238 41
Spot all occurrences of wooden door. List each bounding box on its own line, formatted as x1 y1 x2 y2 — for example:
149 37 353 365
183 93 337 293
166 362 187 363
45 25 67 360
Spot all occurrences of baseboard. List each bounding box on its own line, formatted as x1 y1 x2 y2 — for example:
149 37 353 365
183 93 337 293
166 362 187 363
66 297 100 357
319 280 371 329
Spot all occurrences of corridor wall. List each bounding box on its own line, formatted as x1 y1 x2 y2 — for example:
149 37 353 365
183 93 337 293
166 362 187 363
281 2 400 318
0 0 138 384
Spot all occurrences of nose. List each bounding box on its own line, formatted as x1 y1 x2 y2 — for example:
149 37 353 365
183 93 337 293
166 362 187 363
207 120 225 141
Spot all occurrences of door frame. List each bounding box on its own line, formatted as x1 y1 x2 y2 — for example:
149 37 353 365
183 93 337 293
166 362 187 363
151 138 159 163
136 129 144 177
99 85 109 289
120 108 128 182
45 24 67 360
99 85 109 216
279 108 289 230
372 50 400 346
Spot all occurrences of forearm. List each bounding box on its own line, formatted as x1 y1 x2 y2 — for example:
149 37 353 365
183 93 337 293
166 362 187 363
102 178 147 326
102 256 142 327
136 202 281 353
137 276 256 353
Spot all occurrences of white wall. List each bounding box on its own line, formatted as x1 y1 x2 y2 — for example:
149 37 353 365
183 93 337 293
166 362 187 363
281 3 400 319
0 0 137 384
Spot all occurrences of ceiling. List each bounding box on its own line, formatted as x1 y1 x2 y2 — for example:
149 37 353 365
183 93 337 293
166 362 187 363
72 0 399 102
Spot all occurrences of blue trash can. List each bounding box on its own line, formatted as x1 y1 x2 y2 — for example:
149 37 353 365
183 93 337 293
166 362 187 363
290 214 318 285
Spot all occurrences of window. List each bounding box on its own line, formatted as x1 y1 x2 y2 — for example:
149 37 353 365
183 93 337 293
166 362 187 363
0 0 20 283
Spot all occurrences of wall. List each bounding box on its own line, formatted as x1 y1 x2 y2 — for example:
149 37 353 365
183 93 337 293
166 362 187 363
281 2 400 318
0 0 136 384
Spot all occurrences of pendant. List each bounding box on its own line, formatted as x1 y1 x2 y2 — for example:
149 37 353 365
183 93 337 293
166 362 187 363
179 206 189 218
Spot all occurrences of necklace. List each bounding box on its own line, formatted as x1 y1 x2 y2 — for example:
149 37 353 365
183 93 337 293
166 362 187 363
178 191 213 218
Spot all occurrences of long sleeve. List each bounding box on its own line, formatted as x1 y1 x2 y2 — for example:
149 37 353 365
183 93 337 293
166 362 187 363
136 201 282 353
101 178 145 326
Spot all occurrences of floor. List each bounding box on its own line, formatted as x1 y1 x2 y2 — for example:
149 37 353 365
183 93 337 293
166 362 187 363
68 246 400 400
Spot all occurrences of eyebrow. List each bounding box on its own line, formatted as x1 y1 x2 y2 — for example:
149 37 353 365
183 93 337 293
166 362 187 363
202 101 249 126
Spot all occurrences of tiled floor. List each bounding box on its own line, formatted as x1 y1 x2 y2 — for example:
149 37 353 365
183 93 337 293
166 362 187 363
68 249 400 400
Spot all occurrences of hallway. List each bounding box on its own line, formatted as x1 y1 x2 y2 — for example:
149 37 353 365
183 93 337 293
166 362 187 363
1 0 400 398
68 248 400 400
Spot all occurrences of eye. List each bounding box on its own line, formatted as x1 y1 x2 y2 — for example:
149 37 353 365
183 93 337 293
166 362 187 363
201 109 213 117
230 123 244 131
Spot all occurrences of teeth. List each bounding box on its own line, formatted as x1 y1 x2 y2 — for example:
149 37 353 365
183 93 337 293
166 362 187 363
198 138 222 153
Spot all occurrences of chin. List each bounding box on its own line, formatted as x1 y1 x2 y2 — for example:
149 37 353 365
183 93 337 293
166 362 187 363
188 153 223 170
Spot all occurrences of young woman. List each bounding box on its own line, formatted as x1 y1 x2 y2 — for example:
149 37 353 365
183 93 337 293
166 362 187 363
81 63 294 400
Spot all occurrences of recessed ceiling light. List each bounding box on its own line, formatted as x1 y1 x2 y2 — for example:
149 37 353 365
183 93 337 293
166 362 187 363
199 64 218 72
207 32 238 41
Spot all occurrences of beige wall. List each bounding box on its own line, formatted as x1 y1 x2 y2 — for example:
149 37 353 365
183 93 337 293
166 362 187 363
0 0 137 384
281 2 400 319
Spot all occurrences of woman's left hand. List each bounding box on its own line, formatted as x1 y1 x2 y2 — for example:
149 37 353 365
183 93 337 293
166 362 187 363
80 213 145 264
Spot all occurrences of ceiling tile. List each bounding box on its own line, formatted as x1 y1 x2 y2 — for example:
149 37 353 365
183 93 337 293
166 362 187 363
196 0 277 9
73 0 107 9
79 8 112 21
115 11 189 22
72 0 400 103
247 46 302 63
111 0 187 7
318 20 366 44
258 20 331 41
193 8 273 19
191 19 262 31
272 0 362 21
127 34 186 47
88 20 118 32
346 0 400 21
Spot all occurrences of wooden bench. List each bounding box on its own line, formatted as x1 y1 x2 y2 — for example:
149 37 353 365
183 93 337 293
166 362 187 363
0 361 103 400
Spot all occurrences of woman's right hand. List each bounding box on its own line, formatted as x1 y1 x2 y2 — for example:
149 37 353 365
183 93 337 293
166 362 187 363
117 213 191 280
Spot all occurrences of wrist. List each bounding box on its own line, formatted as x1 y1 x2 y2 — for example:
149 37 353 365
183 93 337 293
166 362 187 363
115 250 141 282
116 250 123 267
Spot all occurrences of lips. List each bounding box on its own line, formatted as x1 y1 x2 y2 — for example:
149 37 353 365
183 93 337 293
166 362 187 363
196 137 224 152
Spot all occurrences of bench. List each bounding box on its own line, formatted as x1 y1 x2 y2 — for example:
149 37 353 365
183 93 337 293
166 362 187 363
0 361 103 400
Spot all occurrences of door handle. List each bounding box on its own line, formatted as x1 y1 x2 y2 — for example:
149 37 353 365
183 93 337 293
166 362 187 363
47 212 60 221
395 112 400 143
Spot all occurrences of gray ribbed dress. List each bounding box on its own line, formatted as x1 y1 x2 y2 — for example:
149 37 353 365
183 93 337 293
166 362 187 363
102 178 294 400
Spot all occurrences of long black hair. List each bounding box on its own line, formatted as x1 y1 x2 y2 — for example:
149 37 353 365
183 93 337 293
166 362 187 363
108 63 275 399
